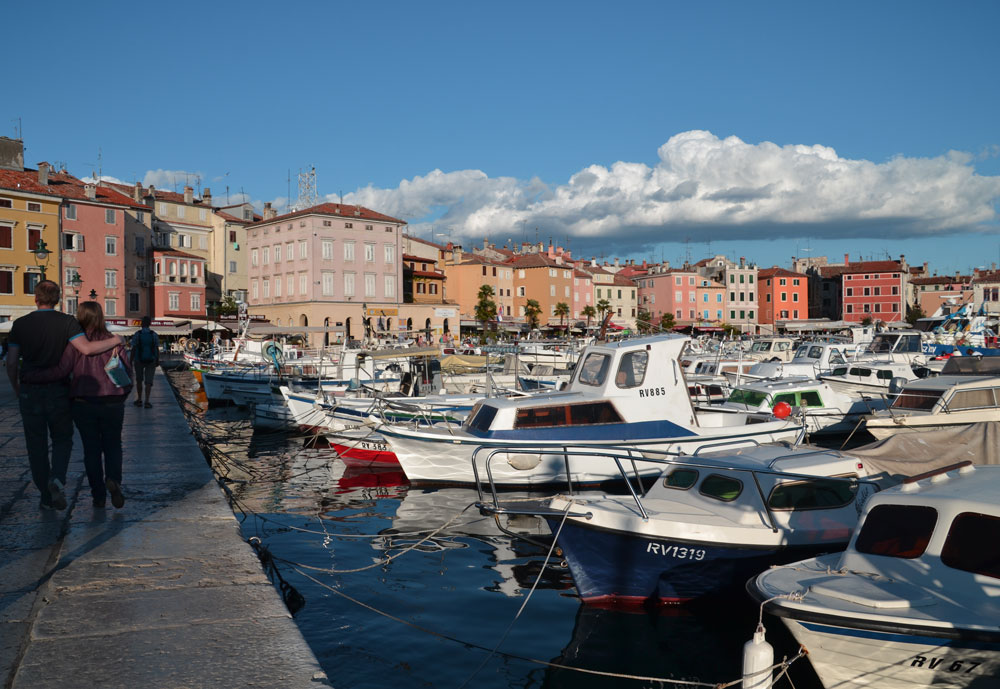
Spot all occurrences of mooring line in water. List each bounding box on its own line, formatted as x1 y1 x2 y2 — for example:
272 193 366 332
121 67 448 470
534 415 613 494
289 563 806 688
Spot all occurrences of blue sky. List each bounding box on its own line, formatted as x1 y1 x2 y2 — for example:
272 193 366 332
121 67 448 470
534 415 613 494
7 1 999 275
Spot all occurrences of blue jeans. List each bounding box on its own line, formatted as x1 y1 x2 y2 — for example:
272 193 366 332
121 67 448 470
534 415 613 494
19 383 74 495
72 398 125 501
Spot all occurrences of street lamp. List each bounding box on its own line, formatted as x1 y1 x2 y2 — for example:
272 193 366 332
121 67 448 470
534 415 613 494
33 239 51 281
67 273 83 296
88 289 98 300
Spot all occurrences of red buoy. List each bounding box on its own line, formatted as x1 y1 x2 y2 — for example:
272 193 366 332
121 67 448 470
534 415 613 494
772 401 792 419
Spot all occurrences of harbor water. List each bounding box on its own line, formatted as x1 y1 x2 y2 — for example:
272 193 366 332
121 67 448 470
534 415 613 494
169 371 822 688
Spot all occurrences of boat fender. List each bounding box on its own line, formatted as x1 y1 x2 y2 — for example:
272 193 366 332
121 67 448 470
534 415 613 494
742 623 774 689
507 453 542 470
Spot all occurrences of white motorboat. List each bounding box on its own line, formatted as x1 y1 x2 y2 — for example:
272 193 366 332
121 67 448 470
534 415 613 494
863 374 1000 439
749 462 1000 689
819 360 918 397
710 376 886 435
377 335 804 486
506 444 882 605
725 340 860 385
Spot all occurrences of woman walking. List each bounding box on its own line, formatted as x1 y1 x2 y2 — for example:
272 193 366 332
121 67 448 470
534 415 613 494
26 301 132 507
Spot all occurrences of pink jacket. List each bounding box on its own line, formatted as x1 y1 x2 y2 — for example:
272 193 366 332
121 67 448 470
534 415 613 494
24 338 133 398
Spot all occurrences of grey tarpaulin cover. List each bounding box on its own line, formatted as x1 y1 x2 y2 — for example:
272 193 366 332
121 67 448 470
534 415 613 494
848 422 1000 484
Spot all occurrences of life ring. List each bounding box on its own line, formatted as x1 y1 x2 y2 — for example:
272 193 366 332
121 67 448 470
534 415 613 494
262 340 284 364
185 339 202 354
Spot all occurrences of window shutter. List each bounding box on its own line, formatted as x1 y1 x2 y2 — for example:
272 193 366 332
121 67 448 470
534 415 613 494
78 235 85 252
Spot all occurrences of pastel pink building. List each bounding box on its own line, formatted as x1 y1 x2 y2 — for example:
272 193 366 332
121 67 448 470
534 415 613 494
636 267 700 324
152 249 206 319
245 203 406 340
59 179 147 318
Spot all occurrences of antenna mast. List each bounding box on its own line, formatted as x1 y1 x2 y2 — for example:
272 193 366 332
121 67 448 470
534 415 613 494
290 166 318 211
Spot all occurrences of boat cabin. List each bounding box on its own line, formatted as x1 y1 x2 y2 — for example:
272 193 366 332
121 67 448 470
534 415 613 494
748 337 797 362
888 375 1000 414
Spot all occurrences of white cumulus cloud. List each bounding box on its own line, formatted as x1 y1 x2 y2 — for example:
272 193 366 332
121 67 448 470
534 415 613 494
337 130 1000 254
142 169 205 192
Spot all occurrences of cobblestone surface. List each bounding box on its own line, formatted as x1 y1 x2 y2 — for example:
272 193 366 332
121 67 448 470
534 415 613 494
0 368 330 688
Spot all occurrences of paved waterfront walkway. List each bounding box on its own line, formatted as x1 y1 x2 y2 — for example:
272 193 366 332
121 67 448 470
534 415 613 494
0 369 330 688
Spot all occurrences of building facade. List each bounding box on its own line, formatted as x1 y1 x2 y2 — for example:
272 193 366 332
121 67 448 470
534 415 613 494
152 249 206 319
758 267 809 329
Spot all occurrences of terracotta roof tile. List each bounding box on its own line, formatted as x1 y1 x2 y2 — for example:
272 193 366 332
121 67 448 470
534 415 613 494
758 267 806 279
0 169 147 209
251 202 405 227
153 249 204 260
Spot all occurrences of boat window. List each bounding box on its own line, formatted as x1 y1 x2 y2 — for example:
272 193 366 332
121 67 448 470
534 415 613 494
577 353 611 386
941 512 1000 580
855 505 937 559
829 350 846 366
849 367 872 377
699 474 743 502
808 346 823 359
727 389 768 407
664 468 698 490
750 342 772 352
615 351 648 389
768 475 857 510
948 388 997 411
514 402 623 428
464 403 498 433
794 346 810 359
774 393 797 407
799 390 821 406
776 342 791 351
876 370 895 380
891 390 944 410
831 367 848 377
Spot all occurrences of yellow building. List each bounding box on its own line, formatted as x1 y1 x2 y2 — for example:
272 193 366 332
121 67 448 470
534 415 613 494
0 139 63 320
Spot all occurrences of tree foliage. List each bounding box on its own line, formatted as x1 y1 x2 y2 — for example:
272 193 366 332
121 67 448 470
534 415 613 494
524 299 542 329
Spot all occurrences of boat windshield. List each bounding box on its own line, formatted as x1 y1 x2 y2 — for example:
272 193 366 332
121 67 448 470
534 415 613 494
577 353 611 386
727 388 769 408
750 342 773 353
891 389 944 410
942 512 1000 580
855 504 937 559
795 345 824 360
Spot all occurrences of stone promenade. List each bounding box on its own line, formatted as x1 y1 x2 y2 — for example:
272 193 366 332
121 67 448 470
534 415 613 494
0 368 330 688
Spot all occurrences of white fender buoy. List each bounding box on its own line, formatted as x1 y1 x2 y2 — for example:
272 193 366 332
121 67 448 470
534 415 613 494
742 622 774 689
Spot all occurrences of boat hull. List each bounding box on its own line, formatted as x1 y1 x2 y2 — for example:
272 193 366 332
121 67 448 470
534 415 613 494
781 617 1000 689
549 518 833 605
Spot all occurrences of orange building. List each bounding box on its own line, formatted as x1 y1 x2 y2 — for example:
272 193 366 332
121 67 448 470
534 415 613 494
509 253 575 328
758 267 808 327
444 251 514 324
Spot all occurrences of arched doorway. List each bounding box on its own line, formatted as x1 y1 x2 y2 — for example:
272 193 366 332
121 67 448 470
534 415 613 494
443 318 450 335
386 317 392 334
345 317 352 340
299 314 308 327
324 317 330 347
406 317 413 338
425 318 432 340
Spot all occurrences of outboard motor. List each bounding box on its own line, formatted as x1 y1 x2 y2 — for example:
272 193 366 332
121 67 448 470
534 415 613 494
888 376 908 395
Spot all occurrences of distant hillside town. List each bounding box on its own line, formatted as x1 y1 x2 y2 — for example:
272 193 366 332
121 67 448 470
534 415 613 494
1 135 994 342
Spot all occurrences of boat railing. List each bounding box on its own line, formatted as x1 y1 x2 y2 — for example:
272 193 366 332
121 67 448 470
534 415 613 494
475 444 881 538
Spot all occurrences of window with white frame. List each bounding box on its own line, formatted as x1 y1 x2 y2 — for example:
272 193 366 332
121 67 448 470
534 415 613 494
364 243 375 262
344 242 355 261
322 240 333 259
274 276 282 297
274 244 281 262
105 236 117 255
518 286 525 296
322 272 334 295
199 208 207 221
177 206 185 219
102 209 114 224
384 274 396 298
158 202 167 215
299 273 307 295
65 204 77 220
550 285 556 297
286 242 294 260
286 275 294 296
251 248 258 266
344 272 355 296
104 299 117 316
262 246 269 264
364 273 375 297
262 278 270 298
251 281 258 300
229 260 237 273
191 293 201 311
63 232 84 251
168 292 180 310
105 270 117 288
299 240 308 259
548 268 556 277
180 262 188 276
384 244 395 264
199 236 207 250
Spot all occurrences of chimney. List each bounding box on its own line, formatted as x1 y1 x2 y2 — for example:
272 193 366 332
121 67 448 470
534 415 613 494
84 183 96 200
844 253 849 266
354 205 361 217
202 187 212 206
262 202 277 221
148 184 155 197
133 181 142 202
614 257 620 268
0 136 24 171
591 257 597 267
183 186 193 204
37 162 49 186
452 246 462 263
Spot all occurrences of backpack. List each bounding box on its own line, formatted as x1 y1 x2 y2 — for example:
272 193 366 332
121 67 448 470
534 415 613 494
136 329 157 363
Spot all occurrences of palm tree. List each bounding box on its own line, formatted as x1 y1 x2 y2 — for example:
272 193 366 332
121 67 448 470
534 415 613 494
475 284 497 342
660 312 676 331
581 305 596 330
596 298 612 321
636 308 652 334
524 299 541 330
554 301 569 333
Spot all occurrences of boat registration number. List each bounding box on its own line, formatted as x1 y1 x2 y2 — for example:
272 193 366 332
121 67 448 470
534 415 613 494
638 386 667 398
646 542 706 560
909 656 982 674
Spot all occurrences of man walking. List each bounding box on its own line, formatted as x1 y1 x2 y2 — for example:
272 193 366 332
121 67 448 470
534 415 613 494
130 315 159 408
5 281 123 509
